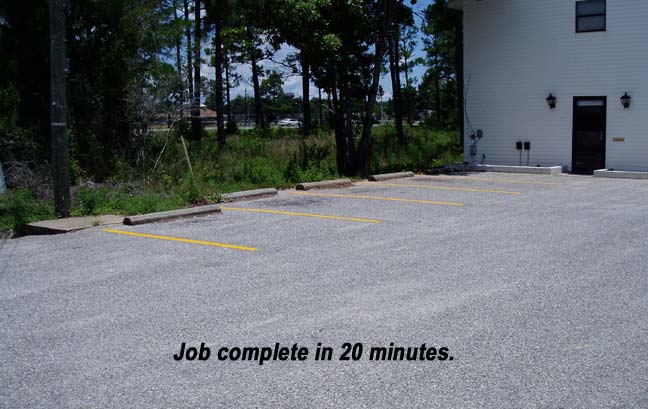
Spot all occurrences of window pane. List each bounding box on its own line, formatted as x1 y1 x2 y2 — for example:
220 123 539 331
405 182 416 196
577 0 605 16
578 15 605 31
576 99 605 107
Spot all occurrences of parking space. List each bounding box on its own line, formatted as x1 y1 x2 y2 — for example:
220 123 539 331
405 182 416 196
2 172 648 408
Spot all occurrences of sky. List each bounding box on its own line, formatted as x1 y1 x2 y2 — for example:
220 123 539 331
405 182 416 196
199 0 433 101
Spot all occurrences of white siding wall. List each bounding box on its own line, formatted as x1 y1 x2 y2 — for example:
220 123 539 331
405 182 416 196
462 0 648 171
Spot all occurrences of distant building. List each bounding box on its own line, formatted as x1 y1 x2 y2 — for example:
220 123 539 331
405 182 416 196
153 104 218 126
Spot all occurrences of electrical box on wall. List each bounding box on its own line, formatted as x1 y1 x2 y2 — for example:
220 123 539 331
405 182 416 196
516 141 523 150
524 142 531 150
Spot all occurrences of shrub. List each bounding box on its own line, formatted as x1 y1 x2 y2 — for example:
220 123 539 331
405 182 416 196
0 189 56 234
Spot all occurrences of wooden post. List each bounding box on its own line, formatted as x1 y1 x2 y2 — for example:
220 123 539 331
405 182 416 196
49 0 70 217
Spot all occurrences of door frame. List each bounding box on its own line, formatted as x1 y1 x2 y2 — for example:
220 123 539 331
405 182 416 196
572 96 607 173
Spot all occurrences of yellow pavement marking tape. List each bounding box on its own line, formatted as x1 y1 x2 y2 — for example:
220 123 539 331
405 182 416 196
366 182 521 195
431 176 559 186
101 228 257 251
221 207 381 223
288 191 464 207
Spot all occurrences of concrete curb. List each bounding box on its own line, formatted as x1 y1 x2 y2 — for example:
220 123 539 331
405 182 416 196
220 188 278 202
296 179 352 190
474 165 564 175
368 171 415 182
594 169 648 180
24 215 124 235
123 205 221 226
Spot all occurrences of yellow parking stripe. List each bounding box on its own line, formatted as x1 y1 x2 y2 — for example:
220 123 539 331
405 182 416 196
430 175 558 186
288 191 464 206
366 182 521 195
221 207 381 223
102 228 257 251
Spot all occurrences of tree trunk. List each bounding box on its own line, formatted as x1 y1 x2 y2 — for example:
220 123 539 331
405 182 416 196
247 27 263 127
191 0 202 140
183 0 193 105
214 20 225 146
300 54 311 136
326 92 332 129
318 88 324 125
330 84 349 176
402 40 411 125
342 87 356 173
49 0 70 216
225 54 233 129
435 73 441 124
357 0 392 175
173 0 182 82
388 30 404 144
455 12 464 142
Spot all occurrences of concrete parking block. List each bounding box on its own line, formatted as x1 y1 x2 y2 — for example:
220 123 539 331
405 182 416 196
368 171 415 181
220 188 278 202
296 179 352 190
123 205 221 225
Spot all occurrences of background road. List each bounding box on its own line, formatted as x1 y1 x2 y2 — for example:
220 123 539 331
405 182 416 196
2 173 647 408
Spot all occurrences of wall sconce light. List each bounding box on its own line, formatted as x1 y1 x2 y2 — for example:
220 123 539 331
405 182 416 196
620 92 632 109
546 93 556 109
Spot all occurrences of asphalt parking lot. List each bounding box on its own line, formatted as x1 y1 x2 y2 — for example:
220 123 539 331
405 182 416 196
2 172 648 408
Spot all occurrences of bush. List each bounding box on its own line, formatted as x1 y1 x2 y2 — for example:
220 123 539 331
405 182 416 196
370 125 462 174
0 189 56 234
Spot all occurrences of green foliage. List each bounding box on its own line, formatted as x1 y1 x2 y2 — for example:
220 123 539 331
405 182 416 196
0 190 56 234
147 127 337 194
0 127 459 233
0 86 19 132
419 0 462 128
71 187 186 218
370 125 462 174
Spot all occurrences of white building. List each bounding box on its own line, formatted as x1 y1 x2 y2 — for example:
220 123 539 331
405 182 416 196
451 0 648 173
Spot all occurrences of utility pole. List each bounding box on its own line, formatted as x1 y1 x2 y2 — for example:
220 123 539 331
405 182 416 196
50 0 70 217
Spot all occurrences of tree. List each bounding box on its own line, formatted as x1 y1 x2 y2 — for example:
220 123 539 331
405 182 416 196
205 0 227 146
421 0 463 133
65 1 179 177
261 0 401 176
400 24 419 124
172 0 183 81
183 0 194 104
190 0 202 141
387 0 415 143
260 71 285 124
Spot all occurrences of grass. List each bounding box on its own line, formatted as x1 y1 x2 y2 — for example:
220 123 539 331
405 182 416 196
0 125 461 234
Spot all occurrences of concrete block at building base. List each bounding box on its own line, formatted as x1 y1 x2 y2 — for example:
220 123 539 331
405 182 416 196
296 179 352 190
474 164 564 175
593 169 648 180
123 205 221 226
25 215 124 235
220 188 278 202
368 171 415 181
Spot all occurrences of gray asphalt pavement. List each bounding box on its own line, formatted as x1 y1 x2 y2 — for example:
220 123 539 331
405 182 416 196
2 173 648 408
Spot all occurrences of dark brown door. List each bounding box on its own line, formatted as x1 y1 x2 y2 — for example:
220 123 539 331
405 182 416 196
572 97 606 174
